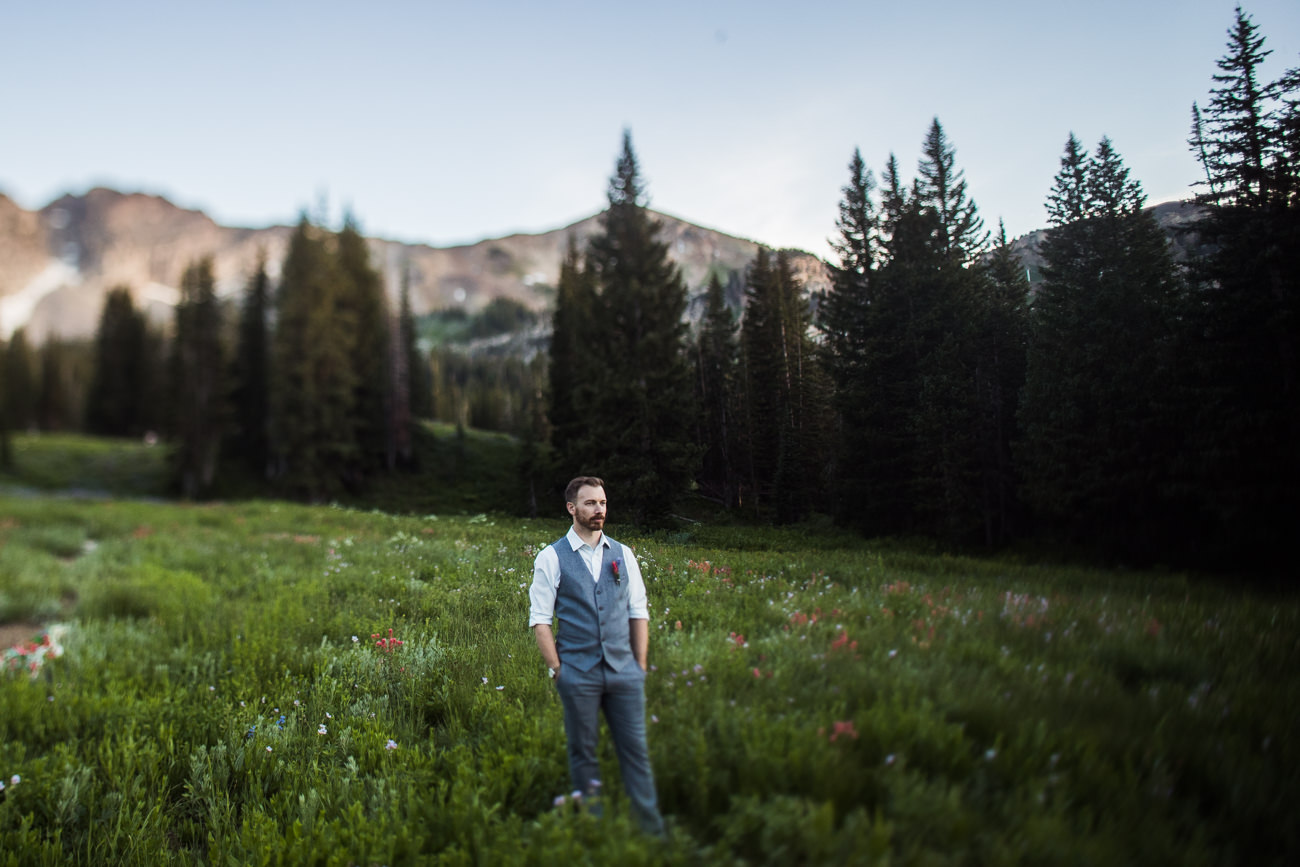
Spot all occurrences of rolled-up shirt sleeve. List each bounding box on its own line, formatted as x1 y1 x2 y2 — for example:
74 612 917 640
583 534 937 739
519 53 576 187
528 545 560 628
626 548 649 620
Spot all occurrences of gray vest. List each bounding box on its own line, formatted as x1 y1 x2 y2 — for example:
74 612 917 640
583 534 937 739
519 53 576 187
552 535 634 672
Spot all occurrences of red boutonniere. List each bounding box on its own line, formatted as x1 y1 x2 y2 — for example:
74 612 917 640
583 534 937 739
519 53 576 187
611 560 621 583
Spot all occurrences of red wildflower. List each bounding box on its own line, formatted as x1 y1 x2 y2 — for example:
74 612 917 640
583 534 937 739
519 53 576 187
829 720 859 742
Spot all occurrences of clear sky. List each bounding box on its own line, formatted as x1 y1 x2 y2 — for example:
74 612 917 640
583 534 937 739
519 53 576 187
3 0 1297 260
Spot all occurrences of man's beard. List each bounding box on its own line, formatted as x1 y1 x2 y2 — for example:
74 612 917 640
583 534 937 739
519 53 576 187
576 513 604 532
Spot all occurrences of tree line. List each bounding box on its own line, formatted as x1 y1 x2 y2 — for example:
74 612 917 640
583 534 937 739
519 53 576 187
544 8 1296 570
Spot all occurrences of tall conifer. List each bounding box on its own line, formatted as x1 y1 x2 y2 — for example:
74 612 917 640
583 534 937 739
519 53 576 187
2 328 37 433
231 255 272 476
693 271 740 506
171 257 227 498
548 235 597 479
822 149 878 524
1020 136 1184 555
916 118 990 263
1184 7 1300 566
271 216 359 497
85 287 149 436
336 215 391 477
580 131 697 524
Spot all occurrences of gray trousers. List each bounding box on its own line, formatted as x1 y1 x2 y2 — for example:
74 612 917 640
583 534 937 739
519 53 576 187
555 660 664 835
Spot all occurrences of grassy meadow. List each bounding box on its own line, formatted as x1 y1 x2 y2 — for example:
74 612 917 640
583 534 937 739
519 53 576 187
0 435 1297 865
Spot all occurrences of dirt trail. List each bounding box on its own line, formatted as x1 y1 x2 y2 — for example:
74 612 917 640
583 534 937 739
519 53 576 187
0 622 43 648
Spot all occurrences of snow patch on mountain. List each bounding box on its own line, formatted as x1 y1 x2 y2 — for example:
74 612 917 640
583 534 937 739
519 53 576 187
1 259 79 339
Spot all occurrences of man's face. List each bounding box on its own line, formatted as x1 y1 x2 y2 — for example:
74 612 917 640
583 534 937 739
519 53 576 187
567 485 607 533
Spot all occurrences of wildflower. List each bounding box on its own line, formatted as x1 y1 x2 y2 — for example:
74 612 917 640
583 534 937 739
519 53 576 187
985 748 997 761
553 794 568 807
326 712 332 719
385 739 398 750
888 649 898 659
318 724 328 735
352 636 359 643
884 754 896 766
266 746 273 752
651 715 659 724
674 620 682 630
496 685 504 690
829 720 858 742
208 685 215 692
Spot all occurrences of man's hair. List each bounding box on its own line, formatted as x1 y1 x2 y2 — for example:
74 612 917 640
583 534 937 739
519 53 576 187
565 476 605 504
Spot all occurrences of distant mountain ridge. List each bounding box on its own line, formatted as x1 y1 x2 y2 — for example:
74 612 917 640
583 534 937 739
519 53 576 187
0 187 1202 344
0 188 828 343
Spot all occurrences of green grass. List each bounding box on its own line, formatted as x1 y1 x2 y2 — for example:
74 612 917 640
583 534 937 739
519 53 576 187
1 493 1296 865
0 424 525 516
0 434 168 498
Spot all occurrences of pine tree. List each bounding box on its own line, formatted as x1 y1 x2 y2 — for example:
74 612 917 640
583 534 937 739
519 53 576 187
972 222 1029 545
400 267 433 421
336 215 391 477
1184 8 1300 566
822 149 878 524
36 339 76 432
270 216 359 498
170 257 227 498
230 255 272 476
2 328 37 432
1196 7 1277 207
692 270 740 506
879 153 908 241
880 198 981 540
85 287 150 436
771 250 829 524
579 131 698 525
739 248 827 522
389 285 414 468
1019 136 1185 555
547 235 598 480
740 248 782 510
915 118 990 263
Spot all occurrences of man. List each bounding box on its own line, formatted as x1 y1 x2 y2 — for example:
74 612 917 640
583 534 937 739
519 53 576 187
529 476 665 835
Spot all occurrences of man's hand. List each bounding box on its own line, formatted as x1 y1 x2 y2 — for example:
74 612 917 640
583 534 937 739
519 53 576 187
533 623 562 673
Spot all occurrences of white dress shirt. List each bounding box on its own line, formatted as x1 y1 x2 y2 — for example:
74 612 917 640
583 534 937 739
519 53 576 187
529 526 649 627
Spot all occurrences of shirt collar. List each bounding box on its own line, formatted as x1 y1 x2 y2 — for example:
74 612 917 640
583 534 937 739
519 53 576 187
566 526 608 552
